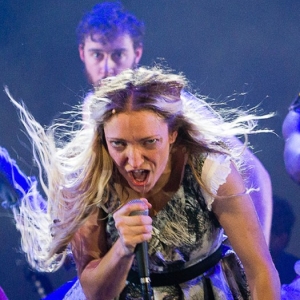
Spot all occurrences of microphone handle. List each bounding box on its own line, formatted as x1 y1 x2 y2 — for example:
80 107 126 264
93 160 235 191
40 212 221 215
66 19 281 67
128 199 154 299
135 242 153 300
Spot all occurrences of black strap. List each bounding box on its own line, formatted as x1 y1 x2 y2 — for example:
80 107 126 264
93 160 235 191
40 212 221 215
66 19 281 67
203 277 215 300
127 244 223 287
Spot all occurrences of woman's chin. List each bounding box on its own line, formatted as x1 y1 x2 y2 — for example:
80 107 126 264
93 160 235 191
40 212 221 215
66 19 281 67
129 181 152 195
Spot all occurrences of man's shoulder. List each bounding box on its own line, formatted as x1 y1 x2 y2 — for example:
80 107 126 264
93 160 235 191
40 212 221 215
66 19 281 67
83 90 95 103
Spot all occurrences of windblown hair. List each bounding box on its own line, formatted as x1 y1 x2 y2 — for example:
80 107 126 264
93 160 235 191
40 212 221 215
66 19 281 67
76 1 145 49
5 66 272 272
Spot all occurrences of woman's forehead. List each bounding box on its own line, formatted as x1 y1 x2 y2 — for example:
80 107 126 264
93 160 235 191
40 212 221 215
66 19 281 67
104 110 167 136
107 110 163 125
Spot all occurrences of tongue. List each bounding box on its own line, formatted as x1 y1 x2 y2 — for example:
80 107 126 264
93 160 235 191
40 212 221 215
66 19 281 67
132 171 148 182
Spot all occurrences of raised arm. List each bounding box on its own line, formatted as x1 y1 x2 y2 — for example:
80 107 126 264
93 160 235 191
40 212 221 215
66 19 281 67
71 200 152 300
212 162 280 300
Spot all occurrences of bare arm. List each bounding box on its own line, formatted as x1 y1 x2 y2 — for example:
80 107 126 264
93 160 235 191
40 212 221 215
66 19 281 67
282 110 300 184
212 163 280 300
230 137 272 245
71 200 152 300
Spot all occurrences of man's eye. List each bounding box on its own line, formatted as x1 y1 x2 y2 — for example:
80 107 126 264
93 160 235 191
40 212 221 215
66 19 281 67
92 52 104 60
112 51 124 62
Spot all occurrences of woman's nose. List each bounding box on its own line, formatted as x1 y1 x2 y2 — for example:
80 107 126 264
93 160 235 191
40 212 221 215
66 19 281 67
126 147 144 168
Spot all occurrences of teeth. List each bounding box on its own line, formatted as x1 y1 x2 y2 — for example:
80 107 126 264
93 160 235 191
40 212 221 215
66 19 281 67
133 170 144 174
131 170 148 182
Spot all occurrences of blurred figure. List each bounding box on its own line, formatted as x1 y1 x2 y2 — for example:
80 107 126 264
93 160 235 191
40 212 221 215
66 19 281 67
77 2 144 86
0 147 34 209
0 287 8 300
270 196 299 284
0 147 54 298
281 260 300 299
282 93 300 184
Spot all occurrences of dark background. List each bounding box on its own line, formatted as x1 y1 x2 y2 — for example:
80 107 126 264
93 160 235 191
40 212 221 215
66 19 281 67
1 1 300 299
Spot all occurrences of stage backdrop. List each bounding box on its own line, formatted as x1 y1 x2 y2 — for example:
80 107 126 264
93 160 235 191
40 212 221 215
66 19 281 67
1 1 300 299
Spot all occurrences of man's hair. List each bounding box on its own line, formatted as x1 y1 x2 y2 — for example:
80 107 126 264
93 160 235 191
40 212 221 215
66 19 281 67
76 1 145 49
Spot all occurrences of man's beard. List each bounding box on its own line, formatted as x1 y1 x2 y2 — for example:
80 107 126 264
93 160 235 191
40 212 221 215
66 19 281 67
85 60 138 88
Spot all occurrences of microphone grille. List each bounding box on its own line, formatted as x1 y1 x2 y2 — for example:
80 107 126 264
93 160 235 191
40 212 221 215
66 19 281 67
128 199 149 216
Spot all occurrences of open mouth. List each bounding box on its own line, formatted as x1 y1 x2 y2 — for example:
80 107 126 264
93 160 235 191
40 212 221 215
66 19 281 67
129 170 149 185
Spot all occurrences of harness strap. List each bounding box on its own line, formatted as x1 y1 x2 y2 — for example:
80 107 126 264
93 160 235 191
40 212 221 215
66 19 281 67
127 244 224 287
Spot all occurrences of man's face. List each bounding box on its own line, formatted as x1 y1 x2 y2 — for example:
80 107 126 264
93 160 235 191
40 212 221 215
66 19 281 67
79 33 143 85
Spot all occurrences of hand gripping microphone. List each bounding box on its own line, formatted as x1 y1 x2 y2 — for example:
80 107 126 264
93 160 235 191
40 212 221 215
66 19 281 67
129 199 153 300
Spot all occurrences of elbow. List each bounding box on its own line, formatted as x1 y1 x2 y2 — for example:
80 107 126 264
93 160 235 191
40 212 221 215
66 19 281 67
81 284 117 300
245 264 281 300
80 276 126 300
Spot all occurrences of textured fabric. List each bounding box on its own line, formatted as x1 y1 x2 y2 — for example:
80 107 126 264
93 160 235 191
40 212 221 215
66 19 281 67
64 153 250 300
63 279 85 300
200 154 231 211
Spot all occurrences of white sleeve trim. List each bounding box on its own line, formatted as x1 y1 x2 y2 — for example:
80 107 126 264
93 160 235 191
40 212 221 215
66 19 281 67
201 153 232 210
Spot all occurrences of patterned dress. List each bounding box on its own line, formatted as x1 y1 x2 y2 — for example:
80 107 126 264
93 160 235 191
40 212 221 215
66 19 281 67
63 153 250 300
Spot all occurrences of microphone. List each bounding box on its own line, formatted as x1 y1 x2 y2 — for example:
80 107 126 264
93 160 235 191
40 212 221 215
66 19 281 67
129 199 153 300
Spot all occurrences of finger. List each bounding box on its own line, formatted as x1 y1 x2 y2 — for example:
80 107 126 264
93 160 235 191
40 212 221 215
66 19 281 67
121 230 152 246
114 198 151 218
114 215 152 234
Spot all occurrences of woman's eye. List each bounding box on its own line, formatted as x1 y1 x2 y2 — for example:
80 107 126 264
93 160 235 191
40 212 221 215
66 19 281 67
145 139 158 146
110 141 126 148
